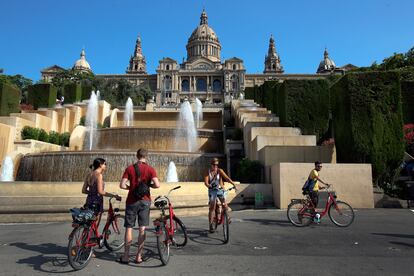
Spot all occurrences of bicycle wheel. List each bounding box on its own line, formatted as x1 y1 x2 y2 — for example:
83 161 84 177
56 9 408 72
328 201 355 227
287 202 313 227
104 214 126 251
222 210 230 244
156 225 170 265
171 216 188 248
68 226 93 270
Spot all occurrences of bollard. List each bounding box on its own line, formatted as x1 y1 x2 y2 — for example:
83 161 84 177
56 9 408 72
255 192 264 209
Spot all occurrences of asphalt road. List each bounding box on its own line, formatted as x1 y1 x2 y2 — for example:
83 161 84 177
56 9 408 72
0 209 413 276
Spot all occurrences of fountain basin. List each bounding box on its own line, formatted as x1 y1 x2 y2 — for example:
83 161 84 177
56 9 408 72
16 150 224 182
87 127 223 153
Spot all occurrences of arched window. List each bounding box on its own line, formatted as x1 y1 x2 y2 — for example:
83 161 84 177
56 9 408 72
231 74 238 91
272 64 276 70
213 79 221 92
196 77 207 91
181 79 189 92
233 64 237 70
166 64 170 70
164 75 172 91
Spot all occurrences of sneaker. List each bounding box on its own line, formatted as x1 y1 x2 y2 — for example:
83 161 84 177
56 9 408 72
209 224 215 233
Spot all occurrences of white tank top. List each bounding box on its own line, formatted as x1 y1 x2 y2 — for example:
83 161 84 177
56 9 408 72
208 169 220 190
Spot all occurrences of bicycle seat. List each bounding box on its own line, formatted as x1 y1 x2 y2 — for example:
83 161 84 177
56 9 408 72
154 197 168 209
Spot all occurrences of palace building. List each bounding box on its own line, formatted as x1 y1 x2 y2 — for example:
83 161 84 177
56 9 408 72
41 10 350 105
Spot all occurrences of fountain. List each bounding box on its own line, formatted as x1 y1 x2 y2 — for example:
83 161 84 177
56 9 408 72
85 91 98 150
178 100 197 152
195 98 203 128
0 156 14 181
166 161 179 182
124 97 134 127
96 90 101 101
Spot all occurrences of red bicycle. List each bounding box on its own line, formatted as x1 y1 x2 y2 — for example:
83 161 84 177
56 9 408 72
153 186 188 265
212 186 236 244
287 184 355 227
67 196 125 270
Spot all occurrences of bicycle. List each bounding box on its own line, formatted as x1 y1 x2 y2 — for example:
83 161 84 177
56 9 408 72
153 185 188 266
67 196 125 270
212 186 236 244
287 184 355 227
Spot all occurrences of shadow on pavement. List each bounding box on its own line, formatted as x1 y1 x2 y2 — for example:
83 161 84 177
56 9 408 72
186 227 227 245
242 218 292 227
9 242 72 273
372 233 414 239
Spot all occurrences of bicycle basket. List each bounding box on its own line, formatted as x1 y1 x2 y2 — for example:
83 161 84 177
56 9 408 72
70 208 96 224
154 197 168 209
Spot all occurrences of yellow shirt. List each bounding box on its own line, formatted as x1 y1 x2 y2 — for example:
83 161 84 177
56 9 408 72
309 169 319 191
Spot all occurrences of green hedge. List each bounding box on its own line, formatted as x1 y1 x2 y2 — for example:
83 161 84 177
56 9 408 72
21 126 70 146
28 83 57 109
331 71 404 184
401 80 414 123
63 83 82 104
276 79 330 140
81 84 93 101
0 82 21 116
235 158 263 183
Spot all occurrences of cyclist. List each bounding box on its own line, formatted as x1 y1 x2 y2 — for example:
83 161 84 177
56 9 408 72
82 158 121 227
304 161 329 221
204 158 237 233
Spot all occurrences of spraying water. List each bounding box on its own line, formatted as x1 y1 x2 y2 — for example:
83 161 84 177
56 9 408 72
85 91 98 150
195 98 203 128
166 161 179 182
179 100 197 152
96 90 101 101
0 156 14 181
124 97 134 127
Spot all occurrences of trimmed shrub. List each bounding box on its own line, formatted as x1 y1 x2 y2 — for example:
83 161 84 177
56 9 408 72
331 71 404 186
276 79 330 140
244 87 255 100
28 83 57 109
21 126 40 140
235 158 263 183
231 128 243 140
48 131 60 145
60 132 70 147
63 83 82 103
81 85 93 100
401 80 414 124
38 129 49 143
0 82 21 116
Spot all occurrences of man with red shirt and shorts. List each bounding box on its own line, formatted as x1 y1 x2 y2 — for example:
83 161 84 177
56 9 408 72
118 148 160 264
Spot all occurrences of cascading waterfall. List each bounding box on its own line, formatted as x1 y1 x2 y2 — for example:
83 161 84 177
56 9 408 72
85 91 98 150
195 98 203 128
0 156 14 181
166 161 179 182
124 97 134 127
178 100 197 152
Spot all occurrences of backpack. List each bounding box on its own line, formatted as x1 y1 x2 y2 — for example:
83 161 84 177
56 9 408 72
132 163 150 199
302 178 316 194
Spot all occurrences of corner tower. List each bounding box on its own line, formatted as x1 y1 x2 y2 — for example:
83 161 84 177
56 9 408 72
264 35 283 73
126 36 147 74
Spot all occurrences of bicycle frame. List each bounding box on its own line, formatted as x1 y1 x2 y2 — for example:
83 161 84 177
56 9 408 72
214 186 235 225
302 189 339 218
154 186 181 241
70 197 120 247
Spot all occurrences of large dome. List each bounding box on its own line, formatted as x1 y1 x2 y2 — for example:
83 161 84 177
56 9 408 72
317 48 336 73
186 10 221 63
73 49 91 72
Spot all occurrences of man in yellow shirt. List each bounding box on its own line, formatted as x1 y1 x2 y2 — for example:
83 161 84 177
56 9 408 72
307 161 329 208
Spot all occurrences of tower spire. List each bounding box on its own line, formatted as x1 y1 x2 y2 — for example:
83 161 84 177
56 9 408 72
126 35 147 74
264 34 283 73
200 9 208 25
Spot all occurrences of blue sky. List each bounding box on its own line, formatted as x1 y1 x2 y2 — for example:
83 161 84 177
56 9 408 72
1 0 413 81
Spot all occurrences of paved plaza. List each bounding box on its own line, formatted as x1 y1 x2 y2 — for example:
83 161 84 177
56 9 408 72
0 208 413 276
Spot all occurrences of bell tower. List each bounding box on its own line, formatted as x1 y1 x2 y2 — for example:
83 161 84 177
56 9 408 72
126 35 147 74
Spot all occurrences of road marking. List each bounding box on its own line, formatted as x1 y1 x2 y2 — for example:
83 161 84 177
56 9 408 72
254 246 268 250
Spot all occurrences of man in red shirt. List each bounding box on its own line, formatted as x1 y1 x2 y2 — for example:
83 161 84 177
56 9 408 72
118 148 160 264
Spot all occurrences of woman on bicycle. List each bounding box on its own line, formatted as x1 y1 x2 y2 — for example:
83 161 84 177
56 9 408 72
204 158 237 233
82 158 121 226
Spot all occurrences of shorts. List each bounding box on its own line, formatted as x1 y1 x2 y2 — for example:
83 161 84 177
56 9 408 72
124 200 151 228
208 189 225 203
